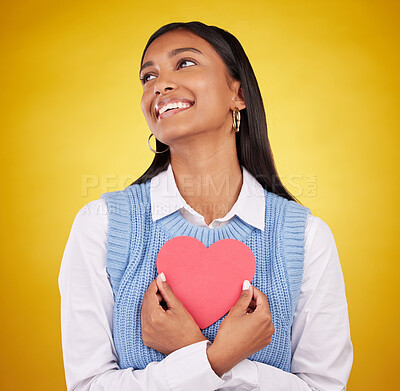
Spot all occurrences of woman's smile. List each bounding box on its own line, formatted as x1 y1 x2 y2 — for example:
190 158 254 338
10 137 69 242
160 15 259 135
155 98 195 120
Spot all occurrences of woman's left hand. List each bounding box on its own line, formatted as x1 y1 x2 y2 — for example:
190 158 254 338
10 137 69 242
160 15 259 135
140 274 207 355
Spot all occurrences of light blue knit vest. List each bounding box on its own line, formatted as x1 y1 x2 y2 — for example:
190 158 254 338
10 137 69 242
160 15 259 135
101 180 311 372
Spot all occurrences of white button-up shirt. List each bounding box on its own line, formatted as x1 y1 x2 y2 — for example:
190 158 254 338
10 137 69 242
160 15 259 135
58 164 353 390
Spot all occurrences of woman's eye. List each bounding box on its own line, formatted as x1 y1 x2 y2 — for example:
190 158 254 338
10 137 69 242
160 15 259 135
141 74 156 84
140 60 195 84
178 59 196 69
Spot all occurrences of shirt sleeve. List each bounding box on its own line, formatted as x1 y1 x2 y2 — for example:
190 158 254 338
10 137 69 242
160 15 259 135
219 214 353 390
58 199 225 391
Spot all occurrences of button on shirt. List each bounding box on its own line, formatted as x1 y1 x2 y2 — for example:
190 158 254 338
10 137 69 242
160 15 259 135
58 164 353 391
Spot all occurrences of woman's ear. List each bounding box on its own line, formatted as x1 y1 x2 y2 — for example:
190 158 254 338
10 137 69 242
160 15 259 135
231 80 246 110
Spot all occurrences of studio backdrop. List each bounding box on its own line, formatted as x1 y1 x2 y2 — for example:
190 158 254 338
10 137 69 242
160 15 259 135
1 1 399 390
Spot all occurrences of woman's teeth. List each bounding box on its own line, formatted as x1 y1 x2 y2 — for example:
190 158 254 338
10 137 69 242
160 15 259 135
158 102 192 116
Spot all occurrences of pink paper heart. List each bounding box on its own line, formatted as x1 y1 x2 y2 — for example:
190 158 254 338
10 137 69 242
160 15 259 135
156 236 256 329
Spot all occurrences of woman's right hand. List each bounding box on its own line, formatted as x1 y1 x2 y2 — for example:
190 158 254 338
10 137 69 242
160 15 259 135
206 282 275 377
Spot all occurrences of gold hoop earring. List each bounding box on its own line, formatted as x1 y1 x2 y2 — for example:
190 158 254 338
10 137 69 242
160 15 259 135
232 107 241 133
147 133 170 154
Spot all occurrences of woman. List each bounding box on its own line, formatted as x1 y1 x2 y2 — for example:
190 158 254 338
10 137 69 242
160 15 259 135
59 21 353 390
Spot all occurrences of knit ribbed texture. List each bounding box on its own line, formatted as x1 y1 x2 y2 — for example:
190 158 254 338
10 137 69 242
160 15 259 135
100 180 311 372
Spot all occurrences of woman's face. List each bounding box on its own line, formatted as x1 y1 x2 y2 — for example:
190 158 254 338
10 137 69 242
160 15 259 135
140 29 244 147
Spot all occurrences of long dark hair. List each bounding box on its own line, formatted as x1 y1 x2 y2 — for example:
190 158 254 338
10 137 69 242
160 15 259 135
131 21 301 204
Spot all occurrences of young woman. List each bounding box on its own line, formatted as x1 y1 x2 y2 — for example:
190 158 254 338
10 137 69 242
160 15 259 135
59 21 353 390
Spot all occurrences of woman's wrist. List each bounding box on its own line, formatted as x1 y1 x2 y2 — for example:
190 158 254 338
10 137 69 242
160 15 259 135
206 342 233 377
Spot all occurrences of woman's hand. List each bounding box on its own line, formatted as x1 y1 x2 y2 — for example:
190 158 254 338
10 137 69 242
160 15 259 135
140 274 207 355
206 281 275 376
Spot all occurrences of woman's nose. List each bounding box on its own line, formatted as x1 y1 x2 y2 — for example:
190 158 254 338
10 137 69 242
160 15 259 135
153 73 178 95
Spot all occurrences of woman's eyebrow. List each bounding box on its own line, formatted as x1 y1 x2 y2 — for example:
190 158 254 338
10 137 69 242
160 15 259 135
168 47 203 57
140 47 204 73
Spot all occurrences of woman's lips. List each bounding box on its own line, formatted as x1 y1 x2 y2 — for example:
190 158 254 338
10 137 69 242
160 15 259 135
157 104 193 120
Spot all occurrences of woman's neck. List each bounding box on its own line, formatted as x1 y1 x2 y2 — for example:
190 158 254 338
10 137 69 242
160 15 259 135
170 144 243 226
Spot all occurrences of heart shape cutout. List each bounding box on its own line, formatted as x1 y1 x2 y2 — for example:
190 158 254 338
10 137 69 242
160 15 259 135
156 236 256 329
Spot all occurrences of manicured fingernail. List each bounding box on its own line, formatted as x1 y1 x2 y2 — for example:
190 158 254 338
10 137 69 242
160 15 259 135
242 280 250 290
160 272 166 282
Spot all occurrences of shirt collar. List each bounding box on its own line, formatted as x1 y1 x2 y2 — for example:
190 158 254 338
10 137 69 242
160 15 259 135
150 163 265 231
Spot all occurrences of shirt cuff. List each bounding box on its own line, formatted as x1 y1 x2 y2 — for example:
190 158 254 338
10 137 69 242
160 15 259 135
164 340 226 391
220 359 259 390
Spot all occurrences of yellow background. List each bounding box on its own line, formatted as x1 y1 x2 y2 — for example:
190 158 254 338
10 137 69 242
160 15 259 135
1 0 399 389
